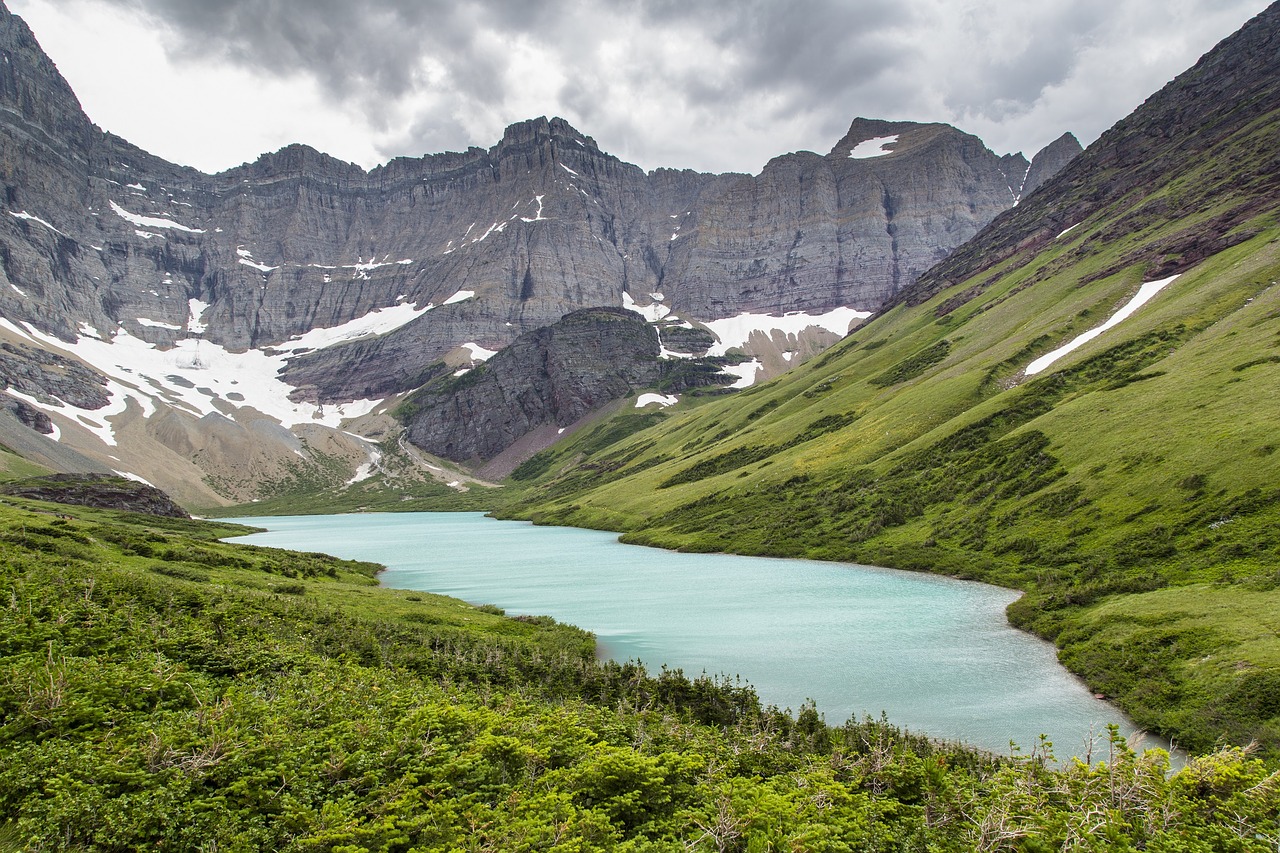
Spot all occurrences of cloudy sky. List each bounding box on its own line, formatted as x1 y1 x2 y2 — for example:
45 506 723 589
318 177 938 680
10 0 1269 176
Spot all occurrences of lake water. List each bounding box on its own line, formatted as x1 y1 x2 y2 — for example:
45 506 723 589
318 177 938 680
232 511 1149 759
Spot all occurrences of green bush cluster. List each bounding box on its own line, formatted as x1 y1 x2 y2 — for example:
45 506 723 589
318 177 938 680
2 500 1277 850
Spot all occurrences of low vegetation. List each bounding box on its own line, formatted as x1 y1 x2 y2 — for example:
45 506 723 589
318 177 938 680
503 212 1280 758
3 495 1279 850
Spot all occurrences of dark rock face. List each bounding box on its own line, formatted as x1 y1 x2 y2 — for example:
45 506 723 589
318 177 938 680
1 473 190 518
403 308 685 462
1021 133 1083 198
0 341 110 409
2 393 52 433
0 2 1074 407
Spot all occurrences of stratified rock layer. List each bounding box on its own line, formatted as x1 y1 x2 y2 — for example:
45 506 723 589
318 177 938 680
0 2 1072 406
403 308 685 462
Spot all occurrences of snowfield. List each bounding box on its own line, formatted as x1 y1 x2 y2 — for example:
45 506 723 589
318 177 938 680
0 297 439 445
1025 274 1181 376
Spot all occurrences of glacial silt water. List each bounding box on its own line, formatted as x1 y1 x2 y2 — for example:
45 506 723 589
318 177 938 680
233 511 1145 758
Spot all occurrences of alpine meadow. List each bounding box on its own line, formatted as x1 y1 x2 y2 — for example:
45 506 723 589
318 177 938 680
2 0 1280 850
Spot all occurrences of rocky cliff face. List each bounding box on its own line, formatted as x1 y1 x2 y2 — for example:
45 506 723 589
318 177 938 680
0 0 1078 501
1 473 190 518
1021 133 1084 198
401 308 726 463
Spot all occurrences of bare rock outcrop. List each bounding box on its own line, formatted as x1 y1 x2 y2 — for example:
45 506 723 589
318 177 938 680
2 473 190 518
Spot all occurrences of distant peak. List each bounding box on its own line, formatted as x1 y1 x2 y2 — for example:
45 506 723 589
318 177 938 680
1021 132 1083 198
495 116 601 155
222 143 367 180
828 118 963 161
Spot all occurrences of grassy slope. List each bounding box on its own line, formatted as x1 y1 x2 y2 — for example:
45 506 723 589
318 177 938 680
0 445 51 480
503 178 1280 754
4 495 1280 850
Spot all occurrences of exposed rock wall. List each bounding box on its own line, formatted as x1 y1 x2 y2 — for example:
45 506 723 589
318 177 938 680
0 1 1072 406
403 308 686 462
1022 133 1084 198
1 473 190 518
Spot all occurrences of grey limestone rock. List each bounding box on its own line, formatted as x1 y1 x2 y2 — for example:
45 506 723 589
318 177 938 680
403 308 686 462
1022 133 1084 198
0 341 110 409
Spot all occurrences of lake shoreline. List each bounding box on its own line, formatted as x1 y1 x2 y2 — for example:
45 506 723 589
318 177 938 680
231 510 1162 760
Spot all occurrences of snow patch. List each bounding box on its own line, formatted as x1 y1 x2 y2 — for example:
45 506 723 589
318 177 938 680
721 359 762 389
238 258 278 273
519 194 547 222
702 307 871 357
346 447 382 485
461 342 498 361
849 135 899 159
636 393 678 408
109 200 204 233
1056 223 1081 240
1025 275 1181 376
443 290 475 306
275 301 434 353
8 210 66 236
186 299 210 334
559 163 579 176
0 316 385 445
622 291 671 322
136 318 183 331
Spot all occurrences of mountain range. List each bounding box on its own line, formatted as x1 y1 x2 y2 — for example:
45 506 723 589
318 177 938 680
0 0 1080 502
1 0 1278 759
500 2 1280 754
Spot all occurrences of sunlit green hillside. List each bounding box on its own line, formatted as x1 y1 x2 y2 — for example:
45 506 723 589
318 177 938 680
3 492 1279 849
502 12 1280 755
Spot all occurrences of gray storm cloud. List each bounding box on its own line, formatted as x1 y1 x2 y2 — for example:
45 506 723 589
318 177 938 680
90 0 1267 172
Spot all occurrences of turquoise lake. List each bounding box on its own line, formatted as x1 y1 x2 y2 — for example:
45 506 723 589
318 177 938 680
232 511 1152 759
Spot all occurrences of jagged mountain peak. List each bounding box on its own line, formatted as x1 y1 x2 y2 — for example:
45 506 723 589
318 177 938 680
827 118 954 160
493 116 602 155
0 0 1079 504
222 142 369 182
0 1 94 147
1021 132 1083 198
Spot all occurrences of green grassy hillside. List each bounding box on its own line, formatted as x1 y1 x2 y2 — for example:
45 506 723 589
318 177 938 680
501 25 1280 754
3 495 1279 849
506 220 1280 754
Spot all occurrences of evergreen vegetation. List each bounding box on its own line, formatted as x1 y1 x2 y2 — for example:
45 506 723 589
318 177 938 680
3 496 1279 850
